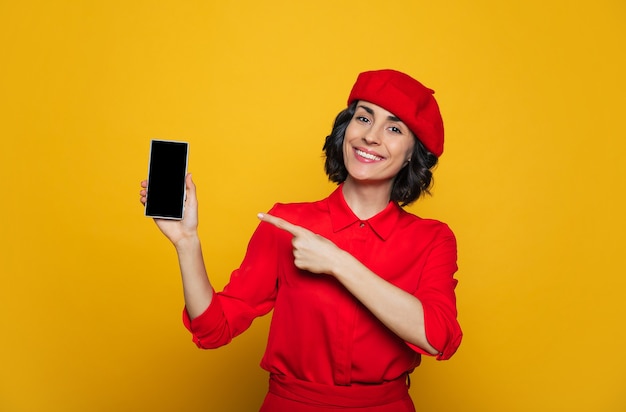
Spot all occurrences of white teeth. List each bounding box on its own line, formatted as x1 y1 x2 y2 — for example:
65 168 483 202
356 149 383 161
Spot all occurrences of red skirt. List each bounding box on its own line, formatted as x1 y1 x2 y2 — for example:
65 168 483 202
259 374 415 411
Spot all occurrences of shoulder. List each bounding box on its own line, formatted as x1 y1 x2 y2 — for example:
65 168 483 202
268 197 329 223
397 208 456 241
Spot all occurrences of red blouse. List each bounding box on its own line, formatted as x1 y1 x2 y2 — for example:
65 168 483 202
183 186 462 385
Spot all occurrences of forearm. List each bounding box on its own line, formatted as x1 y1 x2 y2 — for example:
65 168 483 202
332 251 439 355
175 234 214 320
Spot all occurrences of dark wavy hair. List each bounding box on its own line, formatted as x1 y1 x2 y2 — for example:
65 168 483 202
323 101 439 206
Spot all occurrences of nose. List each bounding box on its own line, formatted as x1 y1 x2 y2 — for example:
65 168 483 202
363 127 382 145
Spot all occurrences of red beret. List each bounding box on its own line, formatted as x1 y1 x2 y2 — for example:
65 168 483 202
347 69 445 157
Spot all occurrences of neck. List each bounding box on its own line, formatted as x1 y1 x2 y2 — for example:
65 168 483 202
341 178 393 220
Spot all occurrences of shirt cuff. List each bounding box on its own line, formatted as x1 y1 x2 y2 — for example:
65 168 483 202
406 308 462 360
182 289 230 349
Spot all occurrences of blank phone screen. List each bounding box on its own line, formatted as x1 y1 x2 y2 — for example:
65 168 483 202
145 140 189 219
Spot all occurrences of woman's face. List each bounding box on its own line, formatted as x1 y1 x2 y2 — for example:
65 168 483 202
342 100 415 186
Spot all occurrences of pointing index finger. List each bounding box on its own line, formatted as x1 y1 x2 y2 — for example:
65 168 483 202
258 213 303 236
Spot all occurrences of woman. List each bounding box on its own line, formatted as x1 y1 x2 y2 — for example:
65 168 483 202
140 69 462 411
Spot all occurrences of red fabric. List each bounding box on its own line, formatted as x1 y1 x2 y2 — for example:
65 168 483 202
260 374 415 411
347 69 445 157
183 185 461 388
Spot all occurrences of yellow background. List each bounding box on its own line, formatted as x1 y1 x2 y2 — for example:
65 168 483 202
1 1 625 411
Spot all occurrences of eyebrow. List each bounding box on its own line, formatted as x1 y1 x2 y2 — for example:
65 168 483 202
357 104 402 122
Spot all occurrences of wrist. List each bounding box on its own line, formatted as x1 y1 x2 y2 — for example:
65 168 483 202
331 249 356 280
174 232 201 252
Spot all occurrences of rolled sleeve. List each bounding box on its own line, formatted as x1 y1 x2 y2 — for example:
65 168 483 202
409 225 462 360
182 290 234 349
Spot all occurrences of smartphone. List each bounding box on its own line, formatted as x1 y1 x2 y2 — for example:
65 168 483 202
145 139 189 220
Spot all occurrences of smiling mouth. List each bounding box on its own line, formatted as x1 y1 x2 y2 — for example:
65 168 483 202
355 149 384 161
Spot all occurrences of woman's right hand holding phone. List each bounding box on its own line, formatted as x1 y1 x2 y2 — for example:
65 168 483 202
140 173 199 248
141 173 213 318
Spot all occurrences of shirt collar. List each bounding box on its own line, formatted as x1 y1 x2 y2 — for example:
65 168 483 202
328 185 401 241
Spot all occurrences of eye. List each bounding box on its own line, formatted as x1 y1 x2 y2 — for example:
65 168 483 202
355 115 370 124
388 126 403 134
